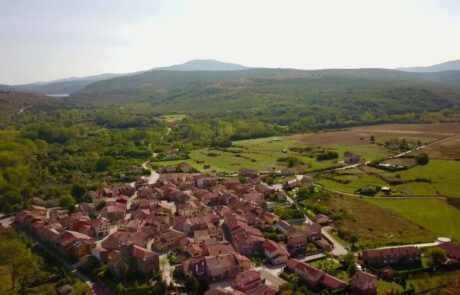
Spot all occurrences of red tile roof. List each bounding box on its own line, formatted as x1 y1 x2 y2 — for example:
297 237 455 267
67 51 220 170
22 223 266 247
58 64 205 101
352 271 377 290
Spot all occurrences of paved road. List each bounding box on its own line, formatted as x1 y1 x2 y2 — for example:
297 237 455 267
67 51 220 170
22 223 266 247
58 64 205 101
141 161 159 184
256 267 287 287
299 253 325 262
375 241 440 250
322 226 348 256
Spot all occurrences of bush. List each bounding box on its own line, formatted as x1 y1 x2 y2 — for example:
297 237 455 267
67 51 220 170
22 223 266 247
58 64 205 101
316 151 338 161
416 153 429 165
96 156 114 171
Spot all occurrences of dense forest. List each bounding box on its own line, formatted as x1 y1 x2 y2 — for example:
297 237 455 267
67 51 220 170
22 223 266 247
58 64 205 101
1 67 460 212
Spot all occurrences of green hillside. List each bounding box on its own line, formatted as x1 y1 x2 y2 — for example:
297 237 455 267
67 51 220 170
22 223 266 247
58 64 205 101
74 68 460 129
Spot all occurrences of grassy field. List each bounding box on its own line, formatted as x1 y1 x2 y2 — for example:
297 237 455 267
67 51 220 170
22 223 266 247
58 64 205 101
378 269 460 294
302 194 436 247
396 159 460 197
156 134 389 173
187 137 344 173
316 159 460 198
365 198 460 241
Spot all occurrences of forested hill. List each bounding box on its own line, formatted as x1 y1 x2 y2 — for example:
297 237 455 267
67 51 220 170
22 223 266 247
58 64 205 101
74 68 460 127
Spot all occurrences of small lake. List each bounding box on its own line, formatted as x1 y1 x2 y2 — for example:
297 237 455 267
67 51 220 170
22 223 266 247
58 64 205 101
46 93 69 97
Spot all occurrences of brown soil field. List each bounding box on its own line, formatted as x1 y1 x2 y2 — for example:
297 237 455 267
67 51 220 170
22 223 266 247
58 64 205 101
384 158 416 166
425 135 460 159
291 122 460 158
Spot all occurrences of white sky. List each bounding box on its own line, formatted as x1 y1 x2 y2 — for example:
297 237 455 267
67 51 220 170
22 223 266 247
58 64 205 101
0 0 459 84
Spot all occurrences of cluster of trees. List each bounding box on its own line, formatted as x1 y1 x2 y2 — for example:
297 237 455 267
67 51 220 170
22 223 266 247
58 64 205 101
277 156 304 167
0 105 168 213
315 150 339 161
273 204 304 220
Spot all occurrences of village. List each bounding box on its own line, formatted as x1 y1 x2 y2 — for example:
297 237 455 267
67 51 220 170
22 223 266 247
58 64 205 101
13 161 460 295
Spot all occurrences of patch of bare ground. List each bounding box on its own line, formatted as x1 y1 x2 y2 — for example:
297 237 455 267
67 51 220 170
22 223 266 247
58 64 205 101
384 157 416 166
425 136 460 159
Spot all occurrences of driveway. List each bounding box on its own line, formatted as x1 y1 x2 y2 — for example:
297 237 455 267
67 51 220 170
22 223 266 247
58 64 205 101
322 226 348 256
255 266 286 287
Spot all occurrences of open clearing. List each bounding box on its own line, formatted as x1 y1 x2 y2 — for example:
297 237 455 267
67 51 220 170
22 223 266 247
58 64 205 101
366 198 460 241
187 137 343 173
302 194 436 247
318 159 460 198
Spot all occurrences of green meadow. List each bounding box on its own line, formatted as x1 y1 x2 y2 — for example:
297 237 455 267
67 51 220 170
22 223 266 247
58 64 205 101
366 198 460 241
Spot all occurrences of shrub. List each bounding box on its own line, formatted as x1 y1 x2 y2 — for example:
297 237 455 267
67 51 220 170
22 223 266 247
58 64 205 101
416 153 429 165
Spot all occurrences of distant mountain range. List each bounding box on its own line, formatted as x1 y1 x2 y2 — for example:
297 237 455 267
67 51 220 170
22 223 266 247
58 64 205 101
397 59 460 73
1 59 460 95
0 60 249 95
155 59 248 71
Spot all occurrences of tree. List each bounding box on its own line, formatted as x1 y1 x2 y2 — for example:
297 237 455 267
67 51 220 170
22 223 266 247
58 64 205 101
95 156 114 172
297 187 313 200
416 153 429 165
71 184 87 202
347 263 357 277
59 195 75 208
425 247 446 269
0 240 40 289
340 253 356 268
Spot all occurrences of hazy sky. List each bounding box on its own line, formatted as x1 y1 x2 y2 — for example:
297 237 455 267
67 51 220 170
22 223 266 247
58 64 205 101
1 0 459 84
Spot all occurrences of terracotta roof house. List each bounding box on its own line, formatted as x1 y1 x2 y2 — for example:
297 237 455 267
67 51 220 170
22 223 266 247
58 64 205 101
118 219 141 233
286 259 346 292
101 231 131 251
26 205 47 217
313 214 330 225
360 246 421 268
255 183 273 196
248 284 278 295
193 229 211 245
186 243 203 257
344 152 361 165
286 229 307 256
152 228 186 252
303 222 322 241
90 217 110 237
100 203 126 221
177 201 199 216
320 273 347 292
239 168 259 179
263 211 279 225
262 239 289 265
286 259 324 288
202 240 236 256
275 220 293 234
108 243 159 278
55 230 93 258
196 176 218 189
439 242 460 262
232 270 263 292
205 253 244 282
131 231 152 248
301 175 314 187
183 252 250 282
351 271 377 295
182 256 207 279
231 225 265 256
